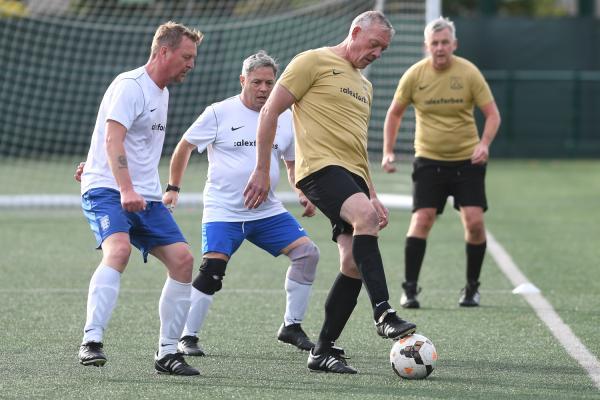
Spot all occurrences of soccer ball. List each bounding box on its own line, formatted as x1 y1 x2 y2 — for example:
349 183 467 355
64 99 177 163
390 333 437 379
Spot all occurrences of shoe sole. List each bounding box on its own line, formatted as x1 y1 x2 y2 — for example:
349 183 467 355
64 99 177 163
380 325 417 340
177 345 206 356
459 302 480 307
396 326 417 340
308 367 358 374
278 339 314 351
80 358 106 367
155 369 200 376
177 350 206 356
155 364 200 376
401 302 420 309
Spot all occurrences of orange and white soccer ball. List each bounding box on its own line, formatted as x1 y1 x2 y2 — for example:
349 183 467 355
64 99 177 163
390 333 437 379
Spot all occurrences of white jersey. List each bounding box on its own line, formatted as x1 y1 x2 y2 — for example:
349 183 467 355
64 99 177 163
183 95 294 222
81 66 169 201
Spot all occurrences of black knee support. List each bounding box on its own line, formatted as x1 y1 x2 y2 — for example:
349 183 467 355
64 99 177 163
192 258 227 295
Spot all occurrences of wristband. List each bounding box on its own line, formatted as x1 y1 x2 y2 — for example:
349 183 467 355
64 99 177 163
166 184 180 193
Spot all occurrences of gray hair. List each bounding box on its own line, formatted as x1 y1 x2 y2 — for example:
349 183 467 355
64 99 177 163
350 10 395 36
424 16 456 41
241 50 278 76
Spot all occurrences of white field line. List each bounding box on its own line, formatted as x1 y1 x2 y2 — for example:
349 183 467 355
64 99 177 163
0 287 512 295
0 192 413 209
0 288 327 294
487 230 600 390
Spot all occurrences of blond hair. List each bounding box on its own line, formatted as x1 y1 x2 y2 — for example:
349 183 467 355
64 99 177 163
150 21 203 57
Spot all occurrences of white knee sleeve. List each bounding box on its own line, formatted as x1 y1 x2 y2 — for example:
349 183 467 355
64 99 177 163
286 241 319 284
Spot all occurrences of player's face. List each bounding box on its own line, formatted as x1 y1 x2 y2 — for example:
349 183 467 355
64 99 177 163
350 24 391 69
240 66 276 112
425 28 457 71
166 36 198 84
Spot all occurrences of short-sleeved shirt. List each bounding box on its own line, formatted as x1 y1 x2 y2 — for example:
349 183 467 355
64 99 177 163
278 48 373 183
81 66 169 201
183 95 294 223
393 56 494 161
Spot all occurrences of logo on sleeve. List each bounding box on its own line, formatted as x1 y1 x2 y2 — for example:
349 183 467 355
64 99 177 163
231 126 244 131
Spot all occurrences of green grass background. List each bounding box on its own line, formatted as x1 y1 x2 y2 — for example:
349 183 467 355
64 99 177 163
1 160 599 399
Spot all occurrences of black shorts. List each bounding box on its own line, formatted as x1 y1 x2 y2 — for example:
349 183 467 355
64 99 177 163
412 157 488 214
296 165 369 242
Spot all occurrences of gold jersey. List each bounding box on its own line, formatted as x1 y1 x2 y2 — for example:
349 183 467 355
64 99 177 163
393 55 494 160
278 48 373 183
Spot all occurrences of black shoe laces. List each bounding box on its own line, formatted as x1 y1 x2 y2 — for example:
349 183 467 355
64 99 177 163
329 347 350 364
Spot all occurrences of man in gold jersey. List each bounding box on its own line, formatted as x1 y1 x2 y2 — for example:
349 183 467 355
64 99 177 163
244 10 416 374
382 17 501 309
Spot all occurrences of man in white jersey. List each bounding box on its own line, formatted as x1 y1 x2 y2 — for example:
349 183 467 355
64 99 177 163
162 51 320 356
77 22 203 376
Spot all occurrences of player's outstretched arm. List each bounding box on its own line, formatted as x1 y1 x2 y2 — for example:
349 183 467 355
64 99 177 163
105 119 146 212
284 159 316 217
367 180 389 230
244 83 295 209
471 101 501 165
298 192 317 217
74 162 85 182
163 138 196 209
382 100 409 173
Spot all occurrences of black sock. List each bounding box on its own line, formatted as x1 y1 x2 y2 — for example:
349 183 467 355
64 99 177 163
466 241 486 283
315 273 362 354
352 235 391 321
405 236 426 283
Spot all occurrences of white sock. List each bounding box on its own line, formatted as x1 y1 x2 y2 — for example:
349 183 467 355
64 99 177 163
283 277 312 326
181 287 214 338
157 277 191 359
82 264 121 343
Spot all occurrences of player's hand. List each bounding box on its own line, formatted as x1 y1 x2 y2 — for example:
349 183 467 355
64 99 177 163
381 153 397 173
471 143 489 165
120 189 146 212
299 193 316 217
243 170 270 209
371 197 389 230
74 162 85 182
162 190 179 212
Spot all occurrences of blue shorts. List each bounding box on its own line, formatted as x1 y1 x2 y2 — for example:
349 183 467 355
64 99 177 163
82 188 187 262
202 212 308 257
